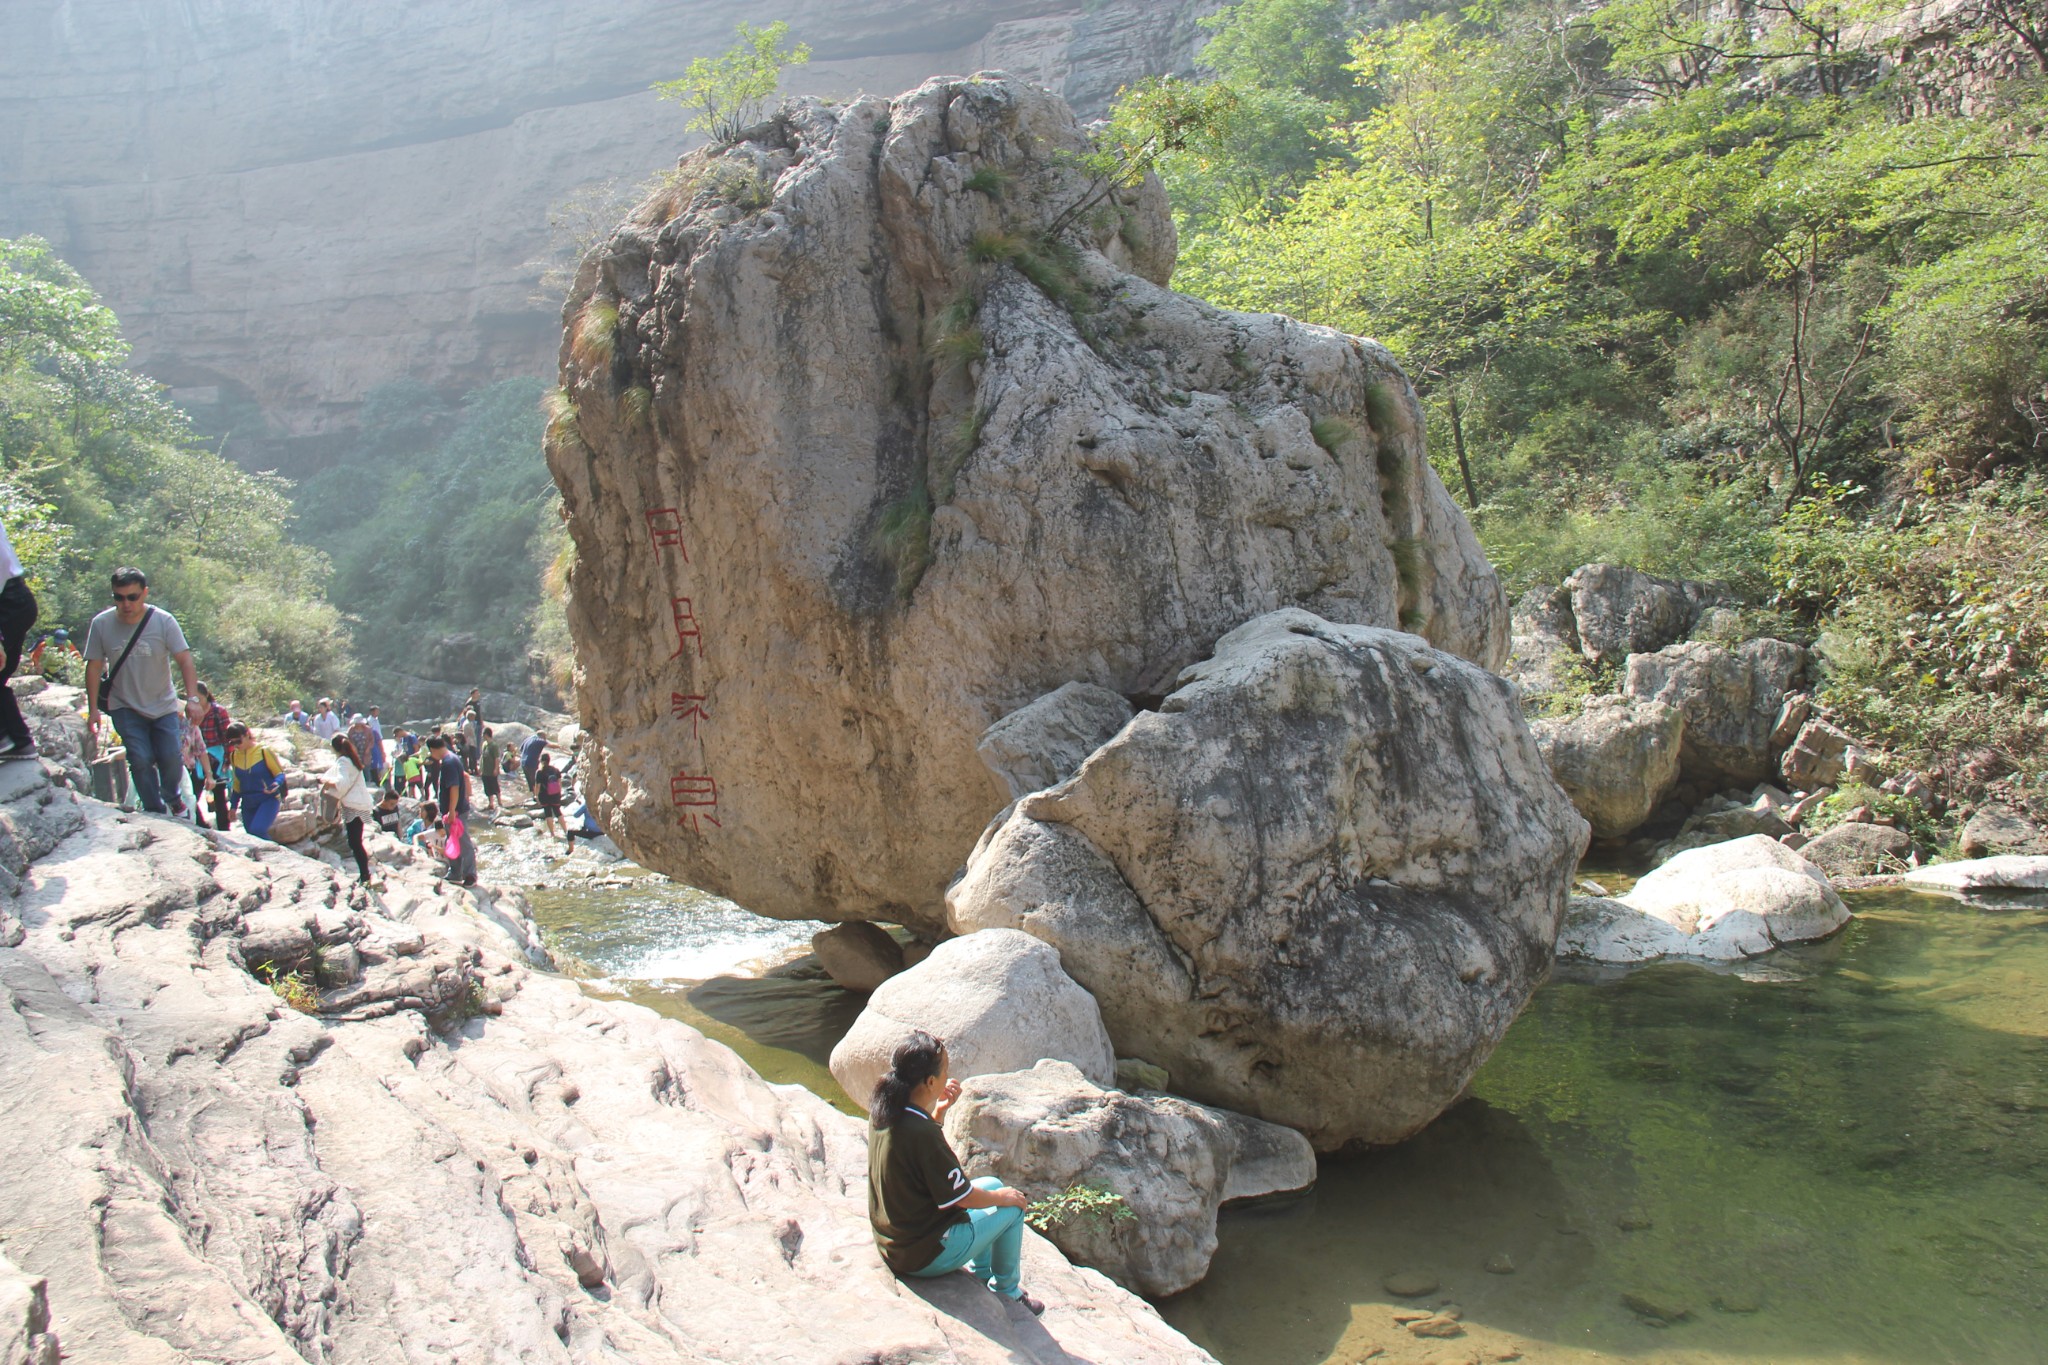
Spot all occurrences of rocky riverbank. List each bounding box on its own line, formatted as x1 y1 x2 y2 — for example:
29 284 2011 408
0 689 1212 1363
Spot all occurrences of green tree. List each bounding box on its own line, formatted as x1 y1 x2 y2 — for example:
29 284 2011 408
653 21 812 143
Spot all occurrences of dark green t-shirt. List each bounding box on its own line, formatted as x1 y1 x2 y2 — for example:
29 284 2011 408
868 1107 971 1274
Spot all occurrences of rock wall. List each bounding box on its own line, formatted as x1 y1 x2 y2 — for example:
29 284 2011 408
550 75 1509 931
0 0 1217 469
0 704 1213 1361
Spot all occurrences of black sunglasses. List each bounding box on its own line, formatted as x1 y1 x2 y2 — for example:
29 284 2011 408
112 590 143 602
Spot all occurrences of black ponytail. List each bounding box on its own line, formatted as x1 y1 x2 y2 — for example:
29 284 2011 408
869 1029 946 1130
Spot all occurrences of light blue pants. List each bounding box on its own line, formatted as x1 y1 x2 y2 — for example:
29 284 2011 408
909 1176 1024 1298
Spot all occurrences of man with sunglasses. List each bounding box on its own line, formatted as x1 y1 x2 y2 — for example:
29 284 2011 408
84 567 199 816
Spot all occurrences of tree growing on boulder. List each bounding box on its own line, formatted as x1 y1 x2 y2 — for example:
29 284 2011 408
653 21 811 144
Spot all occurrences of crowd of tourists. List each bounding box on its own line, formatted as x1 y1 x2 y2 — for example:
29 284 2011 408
1 561 606 890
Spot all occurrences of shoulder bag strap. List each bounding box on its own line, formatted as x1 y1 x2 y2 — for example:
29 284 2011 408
102 605 154 696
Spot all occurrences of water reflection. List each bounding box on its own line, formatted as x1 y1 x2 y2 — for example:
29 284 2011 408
1161 892 2048 1364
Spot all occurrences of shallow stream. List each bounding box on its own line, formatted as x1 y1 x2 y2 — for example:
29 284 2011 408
513 844 2048 1364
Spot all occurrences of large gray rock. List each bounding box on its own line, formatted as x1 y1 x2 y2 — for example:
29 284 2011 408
978 682 1136 801
0 723 1212 1364
944 1059 1315 1296
1957 804 2048 859
828 929 1117 1108
1779 716 1859 790
551 74 1509 932
949 610 1588 1150
1625 639 1809 789
1560 835 1849 962
1565 564 1720 667
1531 694 1684 839
1503 584 1581 706
1798 821 1914 878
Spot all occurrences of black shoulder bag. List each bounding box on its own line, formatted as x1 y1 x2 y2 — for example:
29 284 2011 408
96 606 155 711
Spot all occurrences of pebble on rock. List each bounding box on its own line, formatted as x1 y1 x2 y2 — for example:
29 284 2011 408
1405 1315 1465 1339
1484 1252 1516 1274
1622 1292 1692 1325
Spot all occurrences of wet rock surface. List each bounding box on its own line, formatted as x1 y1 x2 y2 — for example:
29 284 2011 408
552 74 1508 932
949 610 1586 1149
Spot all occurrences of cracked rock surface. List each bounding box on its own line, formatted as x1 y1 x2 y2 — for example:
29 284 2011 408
0 725 1212 1361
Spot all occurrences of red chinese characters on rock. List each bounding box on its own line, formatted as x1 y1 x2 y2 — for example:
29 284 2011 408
670 597 704 660
646 508 689 562
671 693 710 740
670 771 722 834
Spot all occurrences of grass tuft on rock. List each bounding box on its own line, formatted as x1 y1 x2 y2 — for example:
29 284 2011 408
872 486 933 601
621 384 654 429
963 165 1013 197
1310 415 1357 453
543 387 585 454
571 297 619 370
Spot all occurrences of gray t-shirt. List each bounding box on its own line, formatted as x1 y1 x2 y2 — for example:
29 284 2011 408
84 606 189 719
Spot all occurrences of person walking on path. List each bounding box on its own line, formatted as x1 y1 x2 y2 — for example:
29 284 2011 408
179 696 216 824
321 734 377 885
533 750 565 840
193 682 234 830
519 731 547 794
427 734 476 885
866 1031 1042 1316
0 517 40 762
478 727 502 815
221 722 286 838
310 698 342 741
83 568 200 815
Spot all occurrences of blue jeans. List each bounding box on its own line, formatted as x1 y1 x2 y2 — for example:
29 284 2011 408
909 1177 1024 1298
111 708 184 814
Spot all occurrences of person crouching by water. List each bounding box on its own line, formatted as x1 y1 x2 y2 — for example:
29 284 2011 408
221 722 285 839
867 1031 1044 1316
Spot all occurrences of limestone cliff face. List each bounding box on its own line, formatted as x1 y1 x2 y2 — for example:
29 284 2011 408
0 0 1216 465
550 76 1510 932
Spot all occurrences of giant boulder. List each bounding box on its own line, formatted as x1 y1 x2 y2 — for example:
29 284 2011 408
548 75 1508 931
948 610 1587 1150
1625 639 1809 790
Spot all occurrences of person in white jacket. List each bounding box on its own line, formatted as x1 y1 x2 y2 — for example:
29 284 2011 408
321 734 378 884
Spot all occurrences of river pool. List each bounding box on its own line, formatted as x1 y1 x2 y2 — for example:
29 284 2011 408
522 863 2048 1364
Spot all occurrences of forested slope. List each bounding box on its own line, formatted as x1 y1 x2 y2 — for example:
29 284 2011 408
1143 0 2048 790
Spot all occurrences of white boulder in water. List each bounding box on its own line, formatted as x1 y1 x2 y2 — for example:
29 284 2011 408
1901 855 2048 895
1559 834 1849 962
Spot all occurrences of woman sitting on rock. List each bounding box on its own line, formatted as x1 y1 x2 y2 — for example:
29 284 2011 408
221 722 285 840
867 1031 1042 1315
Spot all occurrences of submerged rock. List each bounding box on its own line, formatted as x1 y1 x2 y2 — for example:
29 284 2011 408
945 1059 1315 1296
829 928 1117 1106
1625 639 1809 789
1559 835 1849 963
549 74 1508 931
949 610 1587 1149
1532 695 1684 839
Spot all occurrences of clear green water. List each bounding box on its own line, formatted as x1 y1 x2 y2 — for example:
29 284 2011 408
1159 891 2048 1365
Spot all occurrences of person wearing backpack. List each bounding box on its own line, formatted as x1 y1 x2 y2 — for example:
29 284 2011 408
83 567 200 816
221 722 286 839
533 750 564 839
